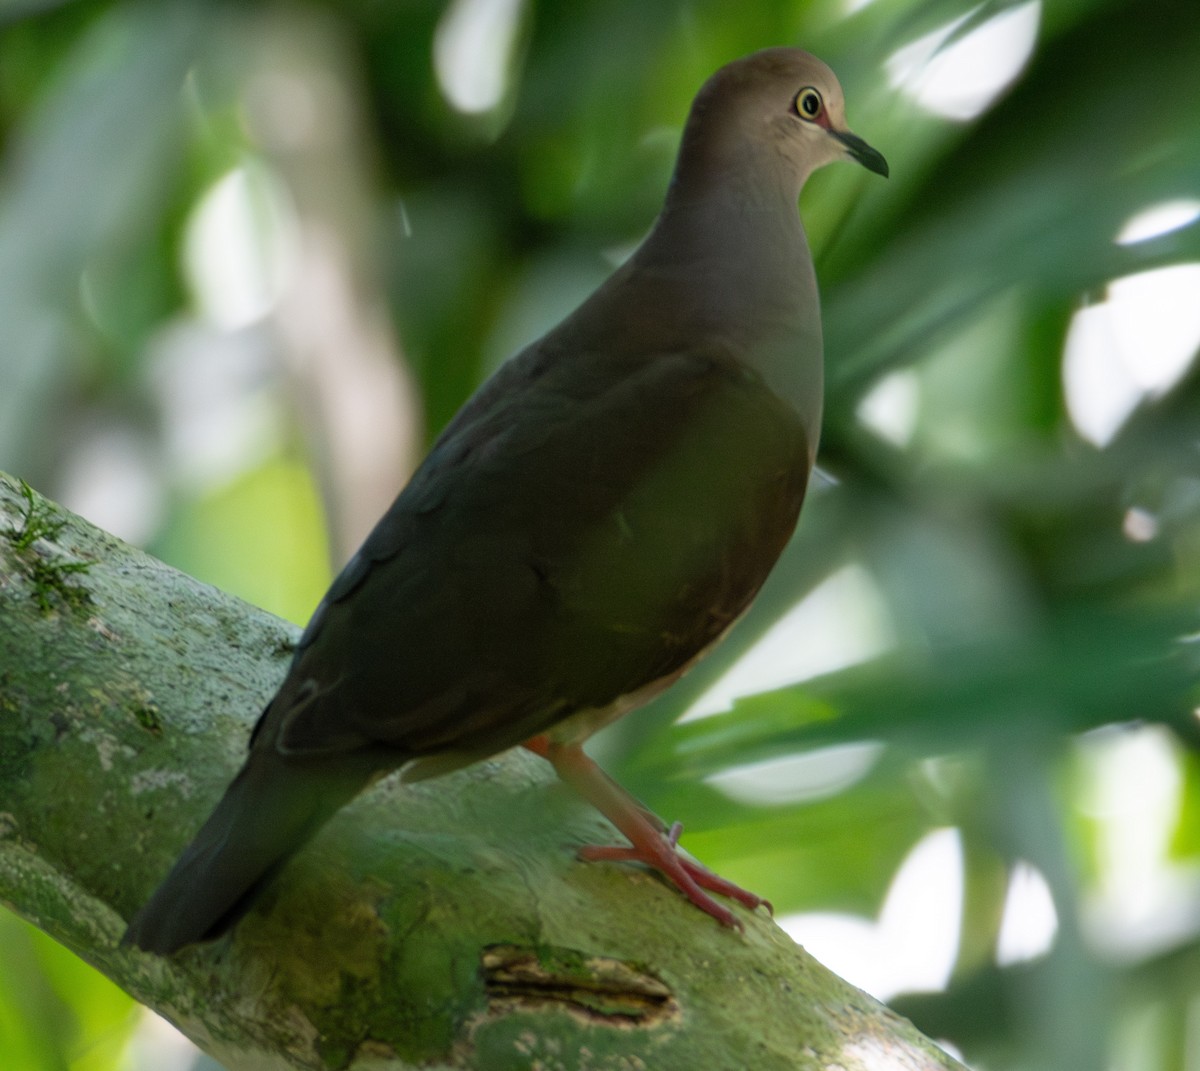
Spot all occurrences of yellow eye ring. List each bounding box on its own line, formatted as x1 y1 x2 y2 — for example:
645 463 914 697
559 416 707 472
794 87 823 121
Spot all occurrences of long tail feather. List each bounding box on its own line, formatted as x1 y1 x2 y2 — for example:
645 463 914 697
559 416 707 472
122 751 373 954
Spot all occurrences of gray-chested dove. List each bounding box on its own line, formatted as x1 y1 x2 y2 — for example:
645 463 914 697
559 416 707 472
123 46 888 954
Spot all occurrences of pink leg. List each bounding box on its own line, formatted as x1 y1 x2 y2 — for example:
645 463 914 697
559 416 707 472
523 736 770 928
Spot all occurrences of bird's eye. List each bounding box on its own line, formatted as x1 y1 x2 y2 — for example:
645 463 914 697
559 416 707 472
794 87 823 121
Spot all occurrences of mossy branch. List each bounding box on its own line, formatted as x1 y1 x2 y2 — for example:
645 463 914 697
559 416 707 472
0 471 963 1071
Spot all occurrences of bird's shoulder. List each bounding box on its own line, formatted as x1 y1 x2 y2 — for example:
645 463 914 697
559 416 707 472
346 337 780 557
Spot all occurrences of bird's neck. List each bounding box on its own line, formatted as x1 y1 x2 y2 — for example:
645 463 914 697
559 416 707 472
628 161 823 423
646 162 810 287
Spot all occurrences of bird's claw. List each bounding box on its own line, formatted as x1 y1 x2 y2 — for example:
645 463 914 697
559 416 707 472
576 820 770 926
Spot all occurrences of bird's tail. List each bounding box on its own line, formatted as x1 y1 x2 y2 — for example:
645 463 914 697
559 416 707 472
122 749 374 954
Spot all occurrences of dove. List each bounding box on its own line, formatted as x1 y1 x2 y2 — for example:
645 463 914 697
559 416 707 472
124 46 887 954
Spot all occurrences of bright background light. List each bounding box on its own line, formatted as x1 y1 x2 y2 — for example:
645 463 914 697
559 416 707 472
434 0 526 115
1063 199 1200 446
886 2 1041 121
782 828 966 1001
684 564 894 721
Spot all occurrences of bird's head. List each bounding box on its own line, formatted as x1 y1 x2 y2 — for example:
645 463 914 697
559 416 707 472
676 48 888 197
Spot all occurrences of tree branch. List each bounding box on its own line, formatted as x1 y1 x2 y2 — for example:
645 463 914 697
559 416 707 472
0 471 963 1071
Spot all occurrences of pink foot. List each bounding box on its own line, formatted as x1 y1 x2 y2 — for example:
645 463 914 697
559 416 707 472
580 822 772 915
524 737 770 927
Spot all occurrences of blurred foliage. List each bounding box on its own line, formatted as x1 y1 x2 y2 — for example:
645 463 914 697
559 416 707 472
2 1 1199 1069
0 912 138 1071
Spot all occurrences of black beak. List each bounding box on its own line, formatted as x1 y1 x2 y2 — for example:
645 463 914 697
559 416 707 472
831 129 889 178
